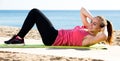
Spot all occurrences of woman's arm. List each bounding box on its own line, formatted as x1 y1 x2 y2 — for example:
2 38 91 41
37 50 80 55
80 7 93 27
82 32 107 46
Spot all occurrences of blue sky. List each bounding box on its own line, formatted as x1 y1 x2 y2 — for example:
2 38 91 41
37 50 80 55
0 0 120 10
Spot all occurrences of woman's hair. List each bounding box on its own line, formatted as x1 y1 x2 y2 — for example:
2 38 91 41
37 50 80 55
97 16 113 45
106 20 113 45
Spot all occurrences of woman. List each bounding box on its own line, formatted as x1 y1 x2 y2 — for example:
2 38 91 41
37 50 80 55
4 7 113 46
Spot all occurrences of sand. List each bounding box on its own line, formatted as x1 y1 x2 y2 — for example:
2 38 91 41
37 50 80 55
0 26 120 61
0 51 104 61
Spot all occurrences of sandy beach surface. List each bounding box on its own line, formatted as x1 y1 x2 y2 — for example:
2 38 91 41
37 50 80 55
0 26 120 61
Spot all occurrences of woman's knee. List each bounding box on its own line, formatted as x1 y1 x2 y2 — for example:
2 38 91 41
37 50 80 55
30 8 40 13
29 8 44 16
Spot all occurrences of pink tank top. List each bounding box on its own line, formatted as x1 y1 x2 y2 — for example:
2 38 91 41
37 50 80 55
52 26 89 46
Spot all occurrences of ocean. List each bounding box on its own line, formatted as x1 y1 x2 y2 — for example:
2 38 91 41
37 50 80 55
0 10 120 30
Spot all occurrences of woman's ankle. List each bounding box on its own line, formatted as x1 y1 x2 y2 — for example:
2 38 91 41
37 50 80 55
16 35 23 40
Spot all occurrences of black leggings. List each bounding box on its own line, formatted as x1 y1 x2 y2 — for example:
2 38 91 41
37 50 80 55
17 8 58 46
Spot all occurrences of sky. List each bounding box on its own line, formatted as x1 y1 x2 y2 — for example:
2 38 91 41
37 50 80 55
0 0 120 10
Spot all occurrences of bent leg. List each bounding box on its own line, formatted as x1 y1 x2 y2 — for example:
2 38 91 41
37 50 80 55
17 9 37 38
33 9 58 46
17 8 58 46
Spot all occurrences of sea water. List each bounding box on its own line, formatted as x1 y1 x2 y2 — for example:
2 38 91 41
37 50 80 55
0 10 120 30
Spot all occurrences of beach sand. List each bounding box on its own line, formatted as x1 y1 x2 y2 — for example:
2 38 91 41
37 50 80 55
0 26 120 61
0 51 104 61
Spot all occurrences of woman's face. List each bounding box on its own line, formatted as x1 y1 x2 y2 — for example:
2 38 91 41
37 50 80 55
88 17 101 33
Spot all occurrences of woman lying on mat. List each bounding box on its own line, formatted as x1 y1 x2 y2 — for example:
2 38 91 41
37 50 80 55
4 7 113 46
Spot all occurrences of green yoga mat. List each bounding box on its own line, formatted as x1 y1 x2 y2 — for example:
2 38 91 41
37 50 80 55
0 44 107 50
